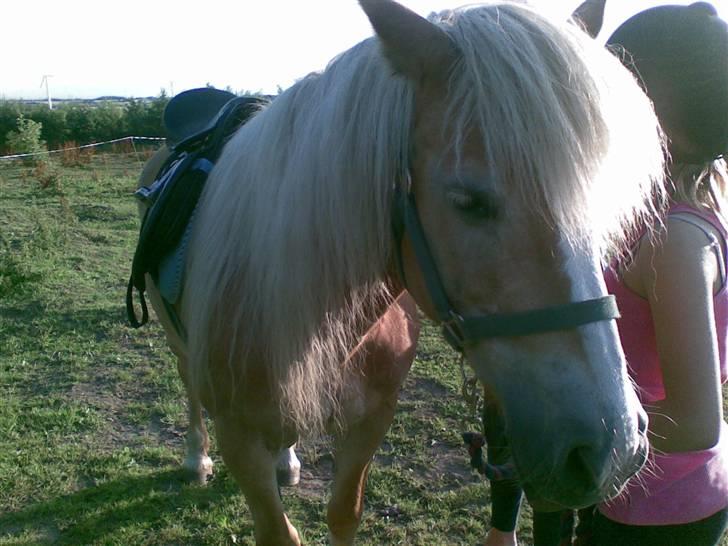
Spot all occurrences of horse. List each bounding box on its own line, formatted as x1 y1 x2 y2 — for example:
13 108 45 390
132 1 667 543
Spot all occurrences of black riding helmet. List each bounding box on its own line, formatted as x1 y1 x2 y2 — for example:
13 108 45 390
607 2 728 164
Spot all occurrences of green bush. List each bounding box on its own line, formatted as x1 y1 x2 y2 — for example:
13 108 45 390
29 107 68 149
5 115 47 164
0 102 21 152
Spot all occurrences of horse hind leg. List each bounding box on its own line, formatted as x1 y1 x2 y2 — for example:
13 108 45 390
166 337 214 484
144 279 214 484
215 414 302 546
181 386 214 484
276 444 301 487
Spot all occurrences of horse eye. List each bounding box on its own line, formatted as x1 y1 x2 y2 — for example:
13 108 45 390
447 189 498 220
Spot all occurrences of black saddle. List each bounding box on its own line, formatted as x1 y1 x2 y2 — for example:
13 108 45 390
164 87 236 146
126 88 270 328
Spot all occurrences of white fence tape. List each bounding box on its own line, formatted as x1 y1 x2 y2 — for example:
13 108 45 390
0 136 165 161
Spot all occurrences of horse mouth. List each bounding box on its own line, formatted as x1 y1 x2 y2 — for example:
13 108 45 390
520 431 650 510
523 485 605 512
602 432 650 501
525 496 573 512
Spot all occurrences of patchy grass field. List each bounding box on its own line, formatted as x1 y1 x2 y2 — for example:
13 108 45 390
0 153 726 545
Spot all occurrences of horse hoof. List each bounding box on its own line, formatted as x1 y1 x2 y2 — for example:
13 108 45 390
276 447 301 487
183 455 214 485
276 464 301 487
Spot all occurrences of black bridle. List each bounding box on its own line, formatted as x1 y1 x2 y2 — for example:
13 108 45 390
392 185 620 353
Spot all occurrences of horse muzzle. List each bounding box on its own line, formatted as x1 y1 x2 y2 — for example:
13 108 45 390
513 399 649 509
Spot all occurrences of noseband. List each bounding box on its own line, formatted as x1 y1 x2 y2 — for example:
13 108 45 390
392 185 620 353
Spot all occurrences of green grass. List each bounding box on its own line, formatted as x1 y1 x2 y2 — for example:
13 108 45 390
0 153 726 545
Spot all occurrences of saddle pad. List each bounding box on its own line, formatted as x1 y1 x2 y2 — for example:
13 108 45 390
156 209 196 304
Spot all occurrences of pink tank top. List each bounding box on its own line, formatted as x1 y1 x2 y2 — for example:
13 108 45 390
600 204 728 525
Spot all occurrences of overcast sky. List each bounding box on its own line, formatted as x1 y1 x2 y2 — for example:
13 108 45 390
4 0 726 100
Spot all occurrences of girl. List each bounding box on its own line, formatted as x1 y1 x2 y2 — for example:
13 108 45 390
591 4 728 544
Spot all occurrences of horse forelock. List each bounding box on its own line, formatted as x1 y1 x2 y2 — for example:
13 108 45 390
437 2 666 259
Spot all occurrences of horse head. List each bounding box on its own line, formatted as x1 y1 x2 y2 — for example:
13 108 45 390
361 0 662 509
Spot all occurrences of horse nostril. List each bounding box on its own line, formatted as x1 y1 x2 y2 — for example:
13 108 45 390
564 445 602 491
637 410 649 435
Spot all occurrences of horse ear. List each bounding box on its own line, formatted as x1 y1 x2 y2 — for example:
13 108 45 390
572 0 606 38
359 0 457 83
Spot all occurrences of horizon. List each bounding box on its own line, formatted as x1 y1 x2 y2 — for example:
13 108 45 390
4 0 726 101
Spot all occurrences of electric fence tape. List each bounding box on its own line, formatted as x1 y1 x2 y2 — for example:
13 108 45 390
0 136 165 160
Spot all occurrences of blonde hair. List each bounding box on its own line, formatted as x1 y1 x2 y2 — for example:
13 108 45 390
671 157 728 215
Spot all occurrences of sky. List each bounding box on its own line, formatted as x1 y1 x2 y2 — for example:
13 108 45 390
3 0 727 100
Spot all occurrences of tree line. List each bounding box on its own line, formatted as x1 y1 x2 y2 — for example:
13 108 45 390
0 94 170 155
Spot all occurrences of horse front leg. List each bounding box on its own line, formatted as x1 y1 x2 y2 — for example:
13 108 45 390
328 390 403 546
215 414 301 546
328 292 419 545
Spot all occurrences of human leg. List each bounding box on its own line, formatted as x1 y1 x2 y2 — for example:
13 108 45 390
482 394 522 545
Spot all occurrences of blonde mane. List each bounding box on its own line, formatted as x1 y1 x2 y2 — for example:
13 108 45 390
182 2 665 434
439 3 665 255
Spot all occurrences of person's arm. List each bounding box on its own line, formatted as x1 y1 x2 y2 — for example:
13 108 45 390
635 217 724 453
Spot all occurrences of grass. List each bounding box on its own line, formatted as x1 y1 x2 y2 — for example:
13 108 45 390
0 153 726 545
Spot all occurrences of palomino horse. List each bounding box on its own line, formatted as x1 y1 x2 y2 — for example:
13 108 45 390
134 1 667 543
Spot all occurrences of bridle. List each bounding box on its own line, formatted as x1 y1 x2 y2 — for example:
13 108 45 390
392 181 620 353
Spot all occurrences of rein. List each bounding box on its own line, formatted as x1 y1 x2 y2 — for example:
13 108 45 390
392 184 620 353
